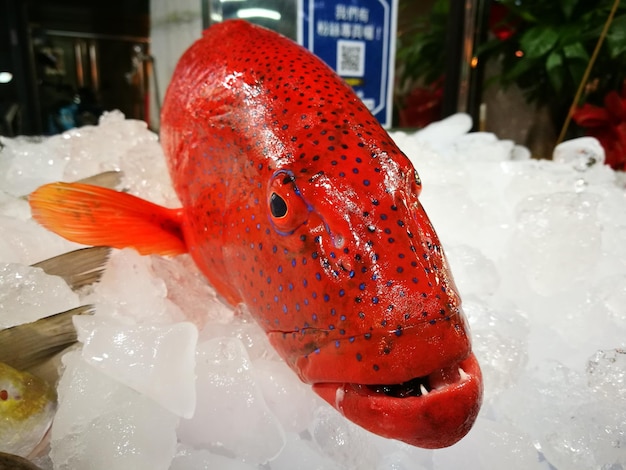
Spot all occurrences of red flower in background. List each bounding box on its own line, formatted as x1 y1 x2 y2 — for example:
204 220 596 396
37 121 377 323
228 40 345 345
398 78 444 129
573 85 626 171
488 3 520 41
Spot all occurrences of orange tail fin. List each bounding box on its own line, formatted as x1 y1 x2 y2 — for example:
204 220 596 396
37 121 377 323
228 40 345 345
29 182 187 256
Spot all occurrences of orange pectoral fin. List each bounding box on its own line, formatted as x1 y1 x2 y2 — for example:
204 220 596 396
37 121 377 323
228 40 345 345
29 182 187 256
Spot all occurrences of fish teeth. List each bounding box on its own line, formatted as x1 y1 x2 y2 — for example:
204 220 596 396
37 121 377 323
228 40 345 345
335 386 345 409
458 367 469 382
419 384 429 396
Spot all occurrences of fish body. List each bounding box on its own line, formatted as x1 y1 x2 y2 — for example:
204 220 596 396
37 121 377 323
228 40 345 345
0 362 56 458
29 20 482 448
0 451 44 470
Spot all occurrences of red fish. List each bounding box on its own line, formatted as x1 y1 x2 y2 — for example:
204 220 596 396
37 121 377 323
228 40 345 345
29 20 482 448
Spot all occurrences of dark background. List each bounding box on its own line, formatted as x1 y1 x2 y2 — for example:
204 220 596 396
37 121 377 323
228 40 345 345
1 0 467 138
0 0 149 136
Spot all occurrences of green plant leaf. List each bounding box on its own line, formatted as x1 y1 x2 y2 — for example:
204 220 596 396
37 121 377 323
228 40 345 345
520 26 559 59
475 37 508 58
560 0 579 20
546 49 564 70
546 51 565 92
562 42 589 61
497 0 539 23
502 56 539 83
568 59 587 91
606 14 626 58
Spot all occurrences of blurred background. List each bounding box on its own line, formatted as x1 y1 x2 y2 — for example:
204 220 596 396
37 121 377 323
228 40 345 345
0 0 150 136
0 0 624 167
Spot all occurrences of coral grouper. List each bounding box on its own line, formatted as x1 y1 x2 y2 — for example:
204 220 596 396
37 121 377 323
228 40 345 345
29 19 483 448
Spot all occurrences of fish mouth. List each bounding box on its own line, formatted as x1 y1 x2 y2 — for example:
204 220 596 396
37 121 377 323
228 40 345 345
353 358 471 398
313 353 483 449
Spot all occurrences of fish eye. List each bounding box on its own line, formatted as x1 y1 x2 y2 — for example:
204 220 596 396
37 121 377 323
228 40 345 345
270 192 288 218
267 171 310 235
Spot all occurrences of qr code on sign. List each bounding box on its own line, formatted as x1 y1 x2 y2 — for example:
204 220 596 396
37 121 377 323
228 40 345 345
337 40 365 77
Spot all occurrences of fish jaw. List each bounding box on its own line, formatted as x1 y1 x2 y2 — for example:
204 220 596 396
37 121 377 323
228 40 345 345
267 307 483 448
313 353 483 449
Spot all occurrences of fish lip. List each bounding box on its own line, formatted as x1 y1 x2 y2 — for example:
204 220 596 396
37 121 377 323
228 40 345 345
347 353 474 398
312 353 483 449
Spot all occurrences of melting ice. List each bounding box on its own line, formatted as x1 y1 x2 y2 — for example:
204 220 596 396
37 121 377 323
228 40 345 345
0 111 625 469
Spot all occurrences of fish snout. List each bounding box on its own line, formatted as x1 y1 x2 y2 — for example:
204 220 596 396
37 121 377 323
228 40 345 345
313 352 483 449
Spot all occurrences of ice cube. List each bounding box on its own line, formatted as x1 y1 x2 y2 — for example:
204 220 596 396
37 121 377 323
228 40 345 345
0 216 84 265
0 193 30 219
151 255 234 329
534 350 626 469
501 159 583 203
61 111 153 182
596 274 626 324
370 437 432 470
268 432 342 470
511 192 602 295
419 183 485 248
251 357 320 434
92 248 184 324
494 361 588 443
50 350 178 470
0 263 79 328
542 401 626 470
452 132 517 162
177 337 285 464
118 134 179 205
414 113 473 148
463 298 528 397
309 406 381 468
199 310 280 362
74 316 198 418
445 245 500 298
511 144 531 160
432 417 544 470
376 451 430 470
586 348 626 400
552 136 605 169
0 135 67 197
171 445 258 470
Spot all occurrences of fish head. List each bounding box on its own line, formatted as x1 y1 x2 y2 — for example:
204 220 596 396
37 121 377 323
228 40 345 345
0 362 56 457
0 363 56 423
261 121 482 448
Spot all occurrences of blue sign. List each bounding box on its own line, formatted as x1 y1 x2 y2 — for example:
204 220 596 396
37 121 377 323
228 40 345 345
298 0 398 128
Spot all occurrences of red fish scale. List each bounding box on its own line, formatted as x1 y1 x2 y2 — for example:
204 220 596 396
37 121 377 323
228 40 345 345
161 20 471 385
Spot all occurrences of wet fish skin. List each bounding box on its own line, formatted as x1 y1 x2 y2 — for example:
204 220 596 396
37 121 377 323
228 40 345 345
28 20 483 448
0 362 56 458
0 451 44 470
